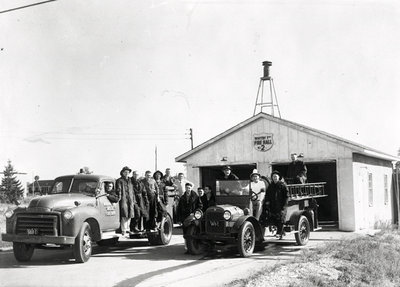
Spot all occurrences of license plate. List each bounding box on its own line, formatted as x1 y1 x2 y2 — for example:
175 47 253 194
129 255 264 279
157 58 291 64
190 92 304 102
27 228 38 235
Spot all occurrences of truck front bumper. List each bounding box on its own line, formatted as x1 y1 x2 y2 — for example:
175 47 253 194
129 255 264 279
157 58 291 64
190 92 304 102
184 233 237 243
1 233 75 245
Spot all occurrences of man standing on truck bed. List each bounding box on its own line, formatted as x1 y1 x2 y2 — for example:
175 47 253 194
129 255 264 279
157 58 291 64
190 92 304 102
116 166 136 237
262 170 289 239
287 153 307 184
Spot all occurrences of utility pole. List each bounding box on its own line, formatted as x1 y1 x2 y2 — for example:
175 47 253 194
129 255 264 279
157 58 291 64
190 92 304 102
189 128 193 149
155 145 158 171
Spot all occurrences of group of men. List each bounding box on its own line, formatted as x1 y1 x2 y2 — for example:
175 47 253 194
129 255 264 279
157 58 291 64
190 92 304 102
105 152 306 238
105 166 215 237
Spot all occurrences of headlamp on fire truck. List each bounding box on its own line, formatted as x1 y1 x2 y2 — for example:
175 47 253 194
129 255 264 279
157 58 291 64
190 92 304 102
5 210 13 218
194 209 203 220
63 210 74 220
223 210 232 221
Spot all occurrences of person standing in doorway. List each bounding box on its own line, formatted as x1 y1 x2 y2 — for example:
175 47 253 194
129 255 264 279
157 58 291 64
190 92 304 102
220 166 239 180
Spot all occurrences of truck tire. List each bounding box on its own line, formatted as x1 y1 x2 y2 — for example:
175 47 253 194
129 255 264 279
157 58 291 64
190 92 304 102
148 215 173 245
237 221 255 257
185 225 205 255
295 215 310 246
13 242 34 262
74 222 92 263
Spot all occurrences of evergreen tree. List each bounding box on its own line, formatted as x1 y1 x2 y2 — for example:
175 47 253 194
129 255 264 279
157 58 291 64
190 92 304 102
0 160 24 204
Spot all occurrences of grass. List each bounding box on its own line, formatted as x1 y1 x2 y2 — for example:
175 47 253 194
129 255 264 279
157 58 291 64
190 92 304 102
228 227 400 287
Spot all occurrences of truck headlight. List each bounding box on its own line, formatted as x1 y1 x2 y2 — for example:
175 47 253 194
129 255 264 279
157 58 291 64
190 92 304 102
223 210 232 221
5 210 13 218
194 209 203 220
63 210 74 220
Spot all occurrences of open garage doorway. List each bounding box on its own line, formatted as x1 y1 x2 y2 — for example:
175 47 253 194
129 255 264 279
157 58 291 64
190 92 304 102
272 161 338 223
200 164 256 192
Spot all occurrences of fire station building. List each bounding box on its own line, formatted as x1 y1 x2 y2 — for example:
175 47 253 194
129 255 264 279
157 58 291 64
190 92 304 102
175 112 399 231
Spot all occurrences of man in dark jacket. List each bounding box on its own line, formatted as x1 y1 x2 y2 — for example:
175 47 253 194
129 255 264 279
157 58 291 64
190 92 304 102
177 183 202 224
130 171 148 233
287 153 307 184
220 166 239 180
105 182 120 203
142 170 159 231
262 170 289 239
116 166 136 236
200 185 215 212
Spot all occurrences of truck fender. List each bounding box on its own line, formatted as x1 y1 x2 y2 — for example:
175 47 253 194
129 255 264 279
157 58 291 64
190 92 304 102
63 207 102 239
288 210 314 231
233 216 264 242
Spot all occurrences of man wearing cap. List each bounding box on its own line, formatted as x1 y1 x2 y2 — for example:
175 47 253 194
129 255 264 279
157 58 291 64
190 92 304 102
287 153 307 184
220 166 239 180
176 182 202 224
142 170 159 232
262 170 289 239
249 169 269 220
116 166 136 236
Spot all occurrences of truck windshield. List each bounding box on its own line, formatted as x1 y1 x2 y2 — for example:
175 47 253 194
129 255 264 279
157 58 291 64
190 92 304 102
216 180 250 196
50 178 98 196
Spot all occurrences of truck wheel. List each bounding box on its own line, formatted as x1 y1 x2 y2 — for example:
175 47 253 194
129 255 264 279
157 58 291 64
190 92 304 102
186 225 205 255
74 222 92 263
148 215 173 245
96 237 119 247
238 221 255 257
295 215 310 246
13 242 34 262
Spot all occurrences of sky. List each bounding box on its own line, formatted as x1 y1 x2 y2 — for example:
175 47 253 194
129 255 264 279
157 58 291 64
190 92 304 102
1 0 399 184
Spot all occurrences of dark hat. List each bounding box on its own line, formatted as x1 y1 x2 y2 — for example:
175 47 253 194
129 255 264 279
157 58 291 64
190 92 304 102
153 170 164 179
222 165 231 171
185 182 193 187
271 170 282 180
250 169 261 178
120 166 132 173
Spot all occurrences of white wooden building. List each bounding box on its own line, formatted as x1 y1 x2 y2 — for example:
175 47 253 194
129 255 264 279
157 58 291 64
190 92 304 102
176 112 399 231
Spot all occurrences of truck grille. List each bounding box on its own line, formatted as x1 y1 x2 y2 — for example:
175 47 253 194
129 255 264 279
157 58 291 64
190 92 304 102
205 211 225 234
16 214 59 236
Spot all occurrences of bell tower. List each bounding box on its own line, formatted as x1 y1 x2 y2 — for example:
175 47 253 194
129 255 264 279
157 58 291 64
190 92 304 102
253 61 281 117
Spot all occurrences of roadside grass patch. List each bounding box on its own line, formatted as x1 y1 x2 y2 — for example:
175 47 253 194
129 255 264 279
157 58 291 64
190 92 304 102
228 228 400 287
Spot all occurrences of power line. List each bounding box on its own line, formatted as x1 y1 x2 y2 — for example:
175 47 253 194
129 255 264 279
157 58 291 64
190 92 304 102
0 0 57 14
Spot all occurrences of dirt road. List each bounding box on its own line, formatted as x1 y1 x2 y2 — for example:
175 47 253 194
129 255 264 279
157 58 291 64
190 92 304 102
0 228 356 287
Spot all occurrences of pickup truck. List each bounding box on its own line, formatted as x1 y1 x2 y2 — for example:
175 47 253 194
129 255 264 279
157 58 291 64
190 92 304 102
2 174 173 263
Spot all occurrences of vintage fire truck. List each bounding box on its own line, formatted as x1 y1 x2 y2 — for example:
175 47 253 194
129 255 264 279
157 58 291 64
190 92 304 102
183 179 327 257
2 174 173 263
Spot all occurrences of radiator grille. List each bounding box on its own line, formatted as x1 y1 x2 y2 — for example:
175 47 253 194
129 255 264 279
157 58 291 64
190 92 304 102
205 211 225 234
16 214 58 236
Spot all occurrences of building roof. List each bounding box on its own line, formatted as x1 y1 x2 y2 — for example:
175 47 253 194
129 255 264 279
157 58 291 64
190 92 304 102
176 112 399 163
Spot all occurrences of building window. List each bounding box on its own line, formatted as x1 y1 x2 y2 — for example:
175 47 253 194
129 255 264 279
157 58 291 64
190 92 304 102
384 174 388 205
368 173 373 207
